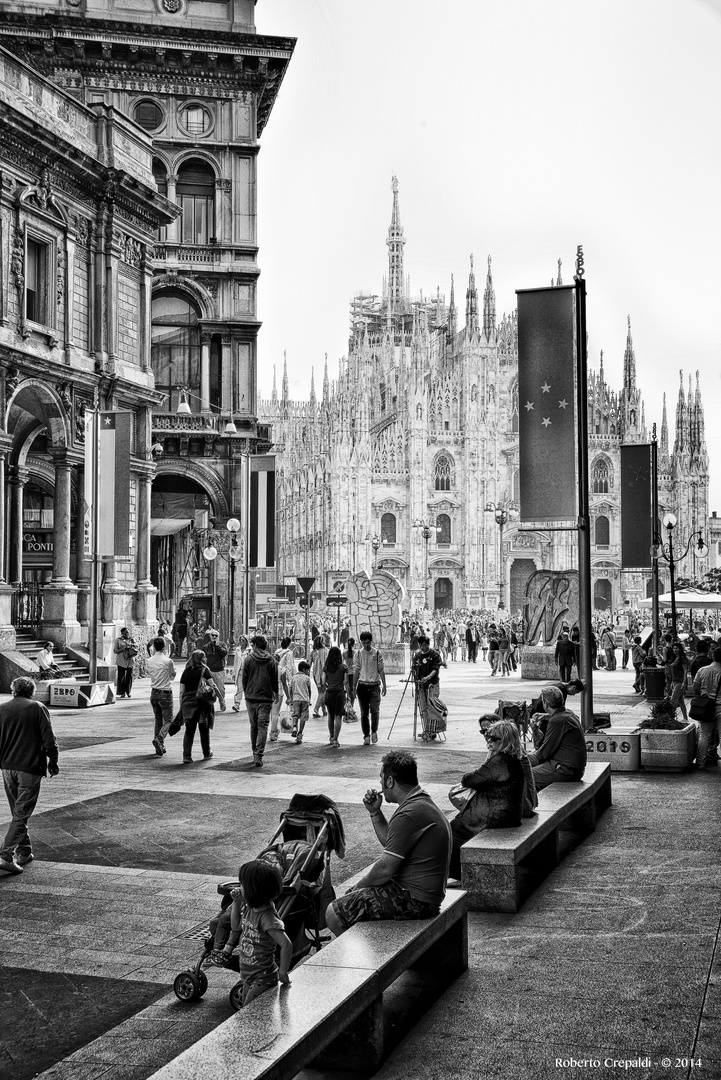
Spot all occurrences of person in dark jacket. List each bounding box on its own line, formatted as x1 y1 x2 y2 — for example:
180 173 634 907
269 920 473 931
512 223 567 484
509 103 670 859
242 635 279 767
554 631 575 682
0 676 59 874
527 686 587 789
179 650 215 764
201 628 228 712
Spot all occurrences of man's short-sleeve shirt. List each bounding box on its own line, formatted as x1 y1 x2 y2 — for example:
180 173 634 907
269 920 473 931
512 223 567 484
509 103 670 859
384 787 451 905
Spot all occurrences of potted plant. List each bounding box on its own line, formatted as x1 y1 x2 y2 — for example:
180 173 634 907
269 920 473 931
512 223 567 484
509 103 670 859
633 696 698 772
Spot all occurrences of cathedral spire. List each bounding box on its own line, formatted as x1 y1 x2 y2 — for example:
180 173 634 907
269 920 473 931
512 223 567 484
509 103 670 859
309 366 316 408
674 370 686 455
386 175 406 314
660 393 669 458
465 253 479 336
599 349 604 385
556 258 563 286
482 255 496 341
323 353 329 404
271 364 277 404
623 315 636 392
447 274 457 341
281 350 289 403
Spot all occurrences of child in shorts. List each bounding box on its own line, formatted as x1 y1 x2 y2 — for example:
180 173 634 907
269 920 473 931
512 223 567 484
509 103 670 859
221 860 292 1006
290 661 311 744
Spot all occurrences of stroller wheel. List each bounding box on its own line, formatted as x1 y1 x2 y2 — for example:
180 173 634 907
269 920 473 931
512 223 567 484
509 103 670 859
197 971 209 997
229 980 244 1011
174 971 202 1002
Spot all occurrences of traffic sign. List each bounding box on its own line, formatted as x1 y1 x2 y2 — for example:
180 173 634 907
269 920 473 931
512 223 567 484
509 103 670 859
297 576 316 594
326 595 347 607
299 595 314 608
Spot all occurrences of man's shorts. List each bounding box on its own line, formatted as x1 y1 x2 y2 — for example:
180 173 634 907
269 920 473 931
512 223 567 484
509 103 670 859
332 878 439 931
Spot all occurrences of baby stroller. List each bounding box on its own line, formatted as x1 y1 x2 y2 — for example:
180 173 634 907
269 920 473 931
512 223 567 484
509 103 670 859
497 699 531 744
173 794 345 1010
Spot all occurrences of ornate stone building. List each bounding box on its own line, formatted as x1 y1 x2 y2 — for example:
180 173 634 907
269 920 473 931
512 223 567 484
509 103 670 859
261 178 710 616
0 0 294 636
0 43 175 651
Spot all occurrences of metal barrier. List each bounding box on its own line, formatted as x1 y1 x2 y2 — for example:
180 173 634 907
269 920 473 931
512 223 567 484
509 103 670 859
12 583 43 631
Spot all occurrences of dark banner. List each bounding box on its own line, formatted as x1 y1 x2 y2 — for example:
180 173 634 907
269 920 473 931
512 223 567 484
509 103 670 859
517 286 577 522
249 455 276 568
621 443 652 568
97 411 132 557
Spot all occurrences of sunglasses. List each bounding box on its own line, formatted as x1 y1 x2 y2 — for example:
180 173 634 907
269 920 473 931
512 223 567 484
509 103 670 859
484 734 501 743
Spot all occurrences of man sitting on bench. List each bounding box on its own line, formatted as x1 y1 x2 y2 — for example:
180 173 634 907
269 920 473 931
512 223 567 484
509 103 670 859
526 686 587 790
325 750 452 937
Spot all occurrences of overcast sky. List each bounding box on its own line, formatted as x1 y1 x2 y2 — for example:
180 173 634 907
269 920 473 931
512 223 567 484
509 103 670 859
255 0 721 512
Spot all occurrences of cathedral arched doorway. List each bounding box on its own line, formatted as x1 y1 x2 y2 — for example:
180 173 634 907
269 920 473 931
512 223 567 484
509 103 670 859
594 579 612 610
434 577 453 610
510 559 536 620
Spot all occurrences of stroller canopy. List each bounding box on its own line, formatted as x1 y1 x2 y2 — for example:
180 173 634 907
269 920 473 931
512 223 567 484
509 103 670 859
283 794 346 859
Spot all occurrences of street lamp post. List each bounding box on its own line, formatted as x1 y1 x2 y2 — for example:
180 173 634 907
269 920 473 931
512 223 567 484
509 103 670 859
651 512 709 640
371 534 380 571
412 518 441 611
201 516 242 648
484 499 518 610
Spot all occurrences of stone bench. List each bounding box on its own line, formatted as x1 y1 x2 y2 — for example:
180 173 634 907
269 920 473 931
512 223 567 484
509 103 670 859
460 761 612 913
148 888 468 1079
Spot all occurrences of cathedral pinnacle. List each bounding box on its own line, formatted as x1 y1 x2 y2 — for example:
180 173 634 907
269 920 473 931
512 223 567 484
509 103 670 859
623 314 636 392
465 253 479 336
309 366 316 407
557 258 563 286
482 255 496 341
282 350 289 402
447 274 457 341
323 353 329 403
660 392 669 458
271 364 277 404
386 174 406 315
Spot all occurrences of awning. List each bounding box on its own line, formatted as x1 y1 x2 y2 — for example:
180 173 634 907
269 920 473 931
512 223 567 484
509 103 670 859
151 518 193 536
638 590 721 609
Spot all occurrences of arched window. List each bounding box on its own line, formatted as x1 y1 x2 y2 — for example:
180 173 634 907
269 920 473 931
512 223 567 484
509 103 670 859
437 513 451 544
177 160 215 245
434 453 453 491
381 512 396 545
595 515 610 546
151 291 201 412
592 458 610 494
594 579 612 610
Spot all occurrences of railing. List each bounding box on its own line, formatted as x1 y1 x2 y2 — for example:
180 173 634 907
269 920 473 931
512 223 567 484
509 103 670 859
23 510 54 529
152 413 219 433
12 583 43 631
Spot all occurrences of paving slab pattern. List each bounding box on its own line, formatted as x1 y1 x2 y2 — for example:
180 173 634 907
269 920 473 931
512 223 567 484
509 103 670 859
0 660 718 1080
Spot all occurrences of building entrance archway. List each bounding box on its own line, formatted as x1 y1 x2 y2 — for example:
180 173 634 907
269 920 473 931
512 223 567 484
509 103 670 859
433 577 453 610
510 558 537 620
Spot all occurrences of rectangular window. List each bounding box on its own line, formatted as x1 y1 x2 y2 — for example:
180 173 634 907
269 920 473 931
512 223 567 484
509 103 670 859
26 237 49 324
180 195 213 244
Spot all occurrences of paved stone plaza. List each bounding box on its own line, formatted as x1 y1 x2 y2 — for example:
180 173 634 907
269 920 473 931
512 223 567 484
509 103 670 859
1 658 719 1080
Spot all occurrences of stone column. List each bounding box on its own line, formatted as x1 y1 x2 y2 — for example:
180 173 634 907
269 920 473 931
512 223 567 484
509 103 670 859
0 452 14 647
221 338 232 412
200 334 211 410
8 466 25 586
134 468 158 624
52 458 73 584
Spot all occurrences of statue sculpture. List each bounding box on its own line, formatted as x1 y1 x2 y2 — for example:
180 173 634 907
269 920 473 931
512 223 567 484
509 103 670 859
524 569 579 645
346 569 403 647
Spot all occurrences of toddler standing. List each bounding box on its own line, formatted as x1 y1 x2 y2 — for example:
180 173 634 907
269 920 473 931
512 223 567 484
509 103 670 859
290 661 311 744
221 860 292 1007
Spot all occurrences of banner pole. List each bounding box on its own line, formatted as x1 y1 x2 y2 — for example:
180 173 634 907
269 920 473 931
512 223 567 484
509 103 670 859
89 407 100 684
574 249 594 731
651 436 660 656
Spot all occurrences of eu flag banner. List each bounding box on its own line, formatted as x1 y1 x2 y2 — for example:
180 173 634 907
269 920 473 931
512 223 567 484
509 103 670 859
621 444 652 568
249 456 276 568
97 411 132 558
517 286 577 523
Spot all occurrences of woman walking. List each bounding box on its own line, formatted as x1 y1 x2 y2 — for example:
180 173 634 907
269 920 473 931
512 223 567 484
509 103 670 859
669 641 689 722
323 646 349 747
412 635 448 741
179 649 215 763
342 637 356 705
310 636 328 717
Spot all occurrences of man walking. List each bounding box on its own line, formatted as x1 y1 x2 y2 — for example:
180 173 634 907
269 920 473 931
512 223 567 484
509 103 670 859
554 631 575 682
353 631 387 745
465 621 479 663
241 635 279 767
148 636 176 756
0 677 59 874
202 628 228 712
114 627 137 698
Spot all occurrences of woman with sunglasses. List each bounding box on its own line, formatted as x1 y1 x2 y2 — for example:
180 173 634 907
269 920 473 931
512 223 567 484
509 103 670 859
447 718 536 879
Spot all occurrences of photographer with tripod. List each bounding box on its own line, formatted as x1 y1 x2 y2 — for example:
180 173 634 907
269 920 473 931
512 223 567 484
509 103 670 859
412 636 448 742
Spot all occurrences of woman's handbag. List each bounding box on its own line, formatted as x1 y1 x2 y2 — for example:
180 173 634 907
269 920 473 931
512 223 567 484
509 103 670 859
448 783 474 810
126 643 139 658
196 677 217 703
343 701 359 724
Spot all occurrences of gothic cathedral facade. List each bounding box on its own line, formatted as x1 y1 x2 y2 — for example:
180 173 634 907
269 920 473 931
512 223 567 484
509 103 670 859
261 178 709 617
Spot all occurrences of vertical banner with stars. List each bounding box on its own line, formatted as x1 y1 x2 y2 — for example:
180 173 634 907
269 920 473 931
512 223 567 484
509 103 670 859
517 286 577 522
97 411 133 558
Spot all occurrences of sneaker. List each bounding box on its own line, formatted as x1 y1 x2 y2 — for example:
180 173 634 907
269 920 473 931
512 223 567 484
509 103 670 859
0 857 22 875
219 704 227 712
232 706 241 712
312 712 321 718
204 752 214 759
210 950 228 967
295 735 303 744
152 737 164 757
363 736 370 746
291 727 298 738
371 733 378 744
182 757 193 764
253 757 263 768
269 731 279 742
15 852 34 867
